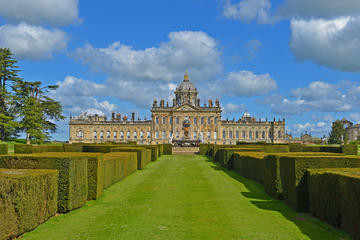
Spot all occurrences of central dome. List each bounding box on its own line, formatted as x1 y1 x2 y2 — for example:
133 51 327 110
176 71 197 92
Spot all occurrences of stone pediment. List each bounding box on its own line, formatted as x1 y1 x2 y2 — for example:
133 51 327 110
174 104 200 112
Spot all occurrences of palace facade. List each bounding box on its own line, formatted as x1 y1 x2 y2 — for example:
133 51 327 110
69 72 286 144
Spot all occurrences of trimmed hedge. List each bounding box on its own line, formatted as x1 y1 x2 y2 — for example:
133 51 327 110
279 155 360 212
302 145 342 153
111 146 152 170
342 144 358 155
14 144 33 154
103 152 137 189
199 144 210 155
232 152 268 184
0 169 58 239
289 144 303 152
146 146 159 161
63 144 83 152
262 144 290 153
0 154 88 213
158 144 164 156
216 148 262 169
308 168 360 239
162 144 172 155
0 144 8 154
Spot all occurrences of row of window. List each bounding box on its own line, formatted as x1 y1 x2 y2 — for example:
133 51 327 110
154 131 217 139
77 130 151 139
155 116 218 125
221 130 282 139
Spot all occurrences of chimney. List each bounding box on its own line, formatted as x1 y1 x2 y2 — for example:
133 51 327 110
112 112 115 121
173 98 176 106
132 112 135 121
160 99 165 108
197 99 200 107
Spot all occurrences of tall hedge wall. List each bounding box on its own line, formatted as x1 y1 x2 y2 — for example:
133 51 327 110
279 155 360 212
0 154 88 213
14 144 33 154
103 152 137 189
0 144 8 155
216 148 262 169
342 144 358 155
302 145 342 153
111 147 151 170
232 152 268 184
146 146 159 162
308 168 360 239
162 144 172 155
262 144 290 153
0 169 58 239
199 144 210 155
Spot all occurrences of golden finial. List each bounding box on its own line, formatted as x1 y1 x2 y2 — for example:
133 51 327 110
184 71 189 81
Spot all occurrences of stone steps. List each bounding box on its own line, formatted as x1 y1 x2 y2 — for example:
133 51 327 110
172 147 199 155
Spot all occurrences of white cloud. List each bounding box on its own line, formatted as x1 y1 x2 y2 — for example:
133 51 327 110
246 39 262 59
276 0 360 19
73 31 221 83
224 70 277 97
223 0 276 24
223 103 246 114
0 0 80 26
263 81 360 115
349 113 360 123
290 17 360 72
0 22 67 60
289 121 331 136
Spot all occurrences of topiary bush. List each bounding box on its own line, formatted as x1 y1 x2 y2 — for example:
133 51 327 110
0 144 8 155
232 152 268 184
111 146 151 170
0 154 88 213
342 144 358 155
162 144 172 155
146 146 159 161
0 169 58 239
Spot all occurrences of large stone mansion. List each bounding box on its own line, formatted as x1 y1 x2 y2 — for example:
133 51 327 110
69 72 286 145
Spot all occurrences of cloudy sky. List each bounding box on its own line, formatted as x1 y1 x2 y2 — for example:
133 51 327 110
1 0 360 140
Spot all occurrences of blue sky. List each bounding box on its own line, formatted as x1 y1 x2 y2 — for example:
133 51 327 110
1 0 360 140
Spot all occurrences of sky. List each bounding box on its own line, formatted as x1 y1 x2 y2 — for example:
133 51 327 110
1 0 360 141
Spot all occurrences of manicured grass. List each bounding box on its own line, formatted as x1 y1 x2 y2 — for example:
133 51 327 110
22 155 351 240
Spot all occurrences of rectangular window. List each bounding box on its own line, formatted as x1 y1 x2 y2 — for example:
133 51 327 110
120 131 124 139
194 131 197 138
113 131 117 139
256 131 259 138
214 118 217 124
170 131 173 137
207 131 211 139
163 117 166 124
147 131 150 138
140 131 144 138
155 117 159 124
236 131 239 139
194 117 197 124
200 131 204 139
127 131 130 139
155 131 159 139
242 131 246 139
208 117 211 124
223 130 226 139
214 131 217 140
249 131 252 139
107 131 110 139
176 131 179 138
278 130 281 138
201 117 204 124
176 117 179 124
170 117 173 125
134 131 137 139
229 131 233 139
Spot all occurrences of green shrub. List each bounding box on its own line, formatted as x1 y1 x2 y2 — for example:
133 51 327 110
232 152 268 184
14 144 33 154
103 152 137 189
342 144 358 155
32 145 64 153
308 168 360 239
289 144 303 152
63 144 83 152
216 148 262 169
279 155 360 212
302 145 342 153
0 154 88 213
146 146 159 161
262 144 290 153
199 144 209 155
0 144 8 154
158 144 164 156
111 146 152 170
162 144 172 155
0 169 58 239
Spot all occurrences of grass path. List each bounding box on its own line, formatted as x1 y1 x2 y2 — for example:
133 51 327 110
22 155 351 240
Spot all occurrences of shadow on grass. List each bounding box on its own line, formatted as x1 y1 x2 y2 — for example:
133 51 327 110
205 157 351 240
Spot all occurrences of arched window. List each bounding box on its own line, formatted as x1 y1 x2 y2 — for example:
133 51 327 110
278 130 281 138
107 130 110 139
242 131 246 139
113 131 117 139
134 131 137 139
249 131 252 139
147 131 151 138
214 131 217 140
77 130 83 139
120 131 124 139
262 131 265 139
100 130 104 139
229 131 233 139
162 131 166 139
93 130 97 139
207 131 211 139
140 130 144 138
255 131 258 139
127 131 130 139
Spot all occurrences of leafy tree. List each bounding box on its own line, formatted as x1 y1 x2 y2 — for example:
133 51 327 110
14 81 64 144
328 121 346 144
0 48 21 140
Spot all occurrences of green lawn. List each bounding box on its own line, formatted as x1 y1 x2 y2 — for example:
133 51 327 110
22 155 351 240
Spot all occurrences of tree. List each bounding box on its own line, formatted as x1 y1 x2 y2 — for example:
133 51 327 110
328 121 346 144
0 48 21 140
14 81 65 144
